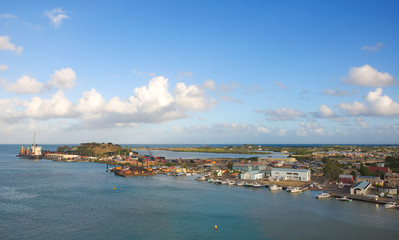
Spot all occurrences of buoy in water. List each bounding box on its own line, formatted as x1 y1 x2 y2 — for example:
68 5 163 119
113 188 115 191
214 225 217 230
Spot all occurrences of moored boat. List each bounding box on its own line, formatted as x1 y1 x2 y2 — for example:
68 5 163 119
315 192 331 199
195 175 206 181
252 182 266 188
17 133 43 160
286 186 302 193
235 181 245 186
269 184 282 191
384 202 398 209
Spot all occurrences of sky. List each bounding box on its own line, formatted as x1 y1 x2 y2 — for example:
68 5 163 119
1 0 398 144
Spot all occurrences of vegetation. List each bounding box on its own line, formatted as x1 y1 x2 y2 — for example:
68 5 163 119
323 159 343 180
57 142 136 157
385 156 399 173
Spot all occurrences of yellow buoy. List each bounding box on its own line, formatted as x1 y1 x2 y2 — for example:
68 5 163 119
113 188 115 191
214 225 218 230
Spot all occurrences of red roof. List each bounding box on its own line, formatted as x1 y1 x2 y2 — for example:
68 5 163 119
367 166 391 174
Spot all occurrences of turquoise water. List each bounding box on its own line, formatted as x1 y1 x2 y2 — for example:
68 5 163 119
1 145 399 240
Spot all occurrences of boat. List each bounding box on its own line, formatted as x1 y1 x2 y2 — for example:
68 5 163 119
252 182 266 188
207 178 215 183
244 182 253 187
384 202 398 209
228 180 236 185
213 179 222 184
235 181 245 186
336 196 352 202
221 180 230 185
17 133 43 159
286 186 302 193
315 192 331 199
269 184 282 191
195 176 206 181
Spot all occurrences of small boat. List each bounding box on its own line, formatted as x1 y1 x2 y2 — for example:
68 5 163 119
195 176 206 181
213 179 222 184
221 180 230 185
269 184 282 191
244 182 253 187
207 178 215 183
252 182 266 188
336 196 352 201
384 202 398 209
235 181 245 186
286 186 301 193
228 180 236 185
315 193 331 199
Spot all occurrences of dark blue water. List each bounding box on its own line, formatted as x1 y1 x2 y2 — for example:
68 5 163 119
1 145 399 240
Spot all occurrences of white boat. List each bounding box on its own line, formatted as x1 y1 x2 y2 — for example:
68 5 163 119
228 180 236 185
336 196 352 201
384 202 398 209
195 176 206 181
252 182 266 188
221 180 230 185
269 184 282 191
235 181 245 186
207 178 215 183
315 193 331 199
213 179 222 184
286 186 301 193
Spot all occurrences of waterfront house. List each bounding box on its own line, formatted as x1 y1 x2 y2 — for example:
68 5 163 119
339 175 354 185
270 168 311 181
233 163 267 172
350 180 371 195
356 176 383 186
240 171 263 180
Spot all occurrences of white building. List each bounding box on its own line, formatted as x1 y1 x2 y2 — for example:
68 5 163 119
240 171 263 180
271 168 311 181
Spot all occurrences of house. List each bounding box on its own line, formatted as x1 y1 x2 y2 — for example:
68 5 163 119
233 163 267 172
356 176 383 185
350 180 371 195
270 168 311 181
240 171 263 180
339 175 354 185
366 166 391 174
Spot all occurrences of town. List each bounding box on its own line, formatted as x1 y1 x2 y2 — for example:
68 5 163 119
40 143 399 208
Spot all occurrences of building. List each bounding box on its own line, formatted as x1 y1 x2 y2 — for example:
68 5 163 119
350 180 371 195
270 168 311 181
366 166 392 174
339 175 354 185
356 176 383 185
233 163 267 172
240 171 263 180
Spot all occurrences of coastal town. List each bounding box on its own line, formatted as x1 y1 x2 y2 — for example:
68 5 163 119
18 142 399 208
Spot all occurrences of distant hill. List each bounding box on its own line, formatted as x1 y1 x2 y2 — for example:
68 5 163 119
57 142 125 157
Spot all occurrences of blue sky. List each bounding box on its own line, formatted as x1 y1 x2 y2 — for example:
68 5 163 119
1 0 398 144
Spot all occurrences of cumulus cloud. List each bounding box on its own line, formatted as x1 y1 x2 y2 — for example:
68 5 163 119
322 88 357 96
0 65 8 71
355 117 370 129
316 105 336 118
0 36 23 54
338 88 399 116
175 82 214 110
203 79 216 90
257 107 305 121
0 75 44 94
361 42 384 52
177 71 193 79
23 91 76 118
48 67 76 89
342 64 395 87
45 8 69 27
297 119 325 136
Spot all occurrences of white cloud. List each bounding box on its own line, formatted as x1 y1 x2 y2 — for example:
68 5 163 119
203 79 216 90
0 14 17 19
1 75 44 94
322 88 357 96
174 82 214 110
219 82 238 93
257 107 305 121
273 81 288 89
0 65 8 71
48 67 76 89
361 42 384 52
297 119 325 136
0 36 23 54
45 8 69 28
220 95 244 104
342 64 395 87
177 71 193 79
338 88 399 116
318 105 336 118
23 91 76 118
355 117 370 129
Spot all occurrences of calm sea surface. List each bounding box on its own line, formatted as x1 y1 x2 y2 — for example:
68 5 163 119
1 144 398 240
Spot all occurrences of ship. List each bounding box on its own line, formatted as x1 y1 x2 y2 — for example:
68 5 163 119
16 133 43 159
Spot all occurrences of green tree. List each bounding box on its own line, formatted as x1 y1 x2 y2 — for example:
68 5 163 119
359 164 372 176
323 159 343 180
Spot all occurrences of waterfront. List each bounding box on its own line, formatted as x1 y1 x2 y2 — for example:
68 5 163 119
1 145 399 240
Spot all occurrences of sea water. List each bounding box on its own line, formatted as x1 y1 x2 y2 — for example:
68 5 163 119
1 145 398 240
